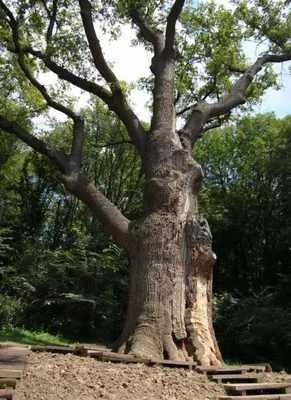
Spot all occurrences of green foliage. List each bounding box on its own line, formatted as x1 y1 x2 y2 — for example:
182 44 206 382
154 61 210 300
0 99 143 343
196 114 291 293
18 237 129 342
235 0 291 52
196 114 291 370
0 295 21 329
213 290 291 371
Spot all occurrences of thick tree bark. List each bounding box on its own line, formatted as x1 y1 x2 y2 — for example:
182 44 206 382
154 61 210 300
114 131 222 365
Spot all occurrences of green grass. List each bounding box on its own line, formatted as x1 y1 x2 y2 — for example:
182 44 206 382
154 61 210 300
0 327 73 346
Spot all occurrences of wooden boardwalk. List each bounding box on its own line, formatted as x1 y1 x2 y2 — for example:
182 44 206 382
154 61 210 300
0 345 30 399
1 343 288 400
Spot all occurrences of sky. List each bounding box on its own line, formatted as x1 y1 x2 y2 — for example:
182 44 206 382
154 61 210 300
45 1 291 124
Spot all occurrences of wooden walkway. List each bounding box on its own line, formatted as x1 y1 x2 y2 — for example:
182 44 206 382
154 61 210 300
0 345 30 399
1 343 289 400
197 363 291 400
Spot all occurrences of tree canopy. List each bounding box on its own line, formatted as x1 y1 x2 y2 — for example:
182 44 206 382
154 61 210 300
0 0 290 162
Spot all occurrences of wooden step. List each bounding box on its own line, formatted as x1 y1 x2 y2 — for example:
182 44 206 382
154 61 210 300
243 365 268 372
101 355 152 364
0 379 17 388
0 389 13 399
210 374 261 383
153 360 197 370
197 366 250 375
0 370 22 379
219 395 291 400
244 363 272 372
31 345 75 354
87 350 116 358
224 382 291 396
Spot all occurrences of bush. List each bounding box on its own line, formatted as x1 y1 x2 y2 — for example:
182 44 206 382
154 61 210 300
0 295 21 330
214 291 291 371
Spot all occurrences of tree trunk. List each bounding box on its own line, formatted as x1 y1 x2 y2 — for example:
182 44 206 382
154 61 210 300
115 132 222 365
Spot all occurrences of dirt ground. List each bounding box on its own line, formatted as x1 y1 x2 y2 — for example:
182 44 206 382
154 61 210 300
13 352 291 400
14 352 225 400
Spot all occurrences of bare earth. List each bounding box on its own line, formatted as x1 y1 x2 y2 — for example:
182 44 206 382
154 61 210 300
13 352 291 400
14 352 224 400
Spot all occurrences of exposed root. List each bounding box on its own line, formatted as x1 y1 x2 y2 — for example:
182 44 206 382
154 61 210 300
119 330 164 361
163 334 183 361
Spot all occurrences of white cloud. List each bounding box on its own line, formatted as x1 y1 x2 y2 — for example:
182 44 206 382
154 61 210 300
96 26 152 122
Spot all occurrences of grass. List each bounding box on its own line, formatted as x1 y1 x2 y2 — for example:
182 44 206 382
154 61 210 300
0 327 73 346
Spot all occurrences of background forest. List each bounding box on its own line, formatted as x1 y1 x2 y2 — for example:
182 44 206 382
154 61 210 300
0 101 291 370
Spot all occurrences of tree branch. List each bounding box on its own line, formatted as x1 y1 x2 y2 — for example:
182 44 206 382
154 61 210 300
129 6 160 50
0 116 131 250
45 0 58 43
62 173 131 250
0 1 87 171
207 52 291 119
24 47 146 156
202 76 217 101
77 0 147 157
0 116 70 173
78 0 121 91
93 140 133 148
2 1 146 161
71 117 85 170
176 104 195 116
1 0 77 121
181 51 291 147
9 43 147 160
165 0 185 52
21 47 114 105
1 2 132 251
202 114 230 133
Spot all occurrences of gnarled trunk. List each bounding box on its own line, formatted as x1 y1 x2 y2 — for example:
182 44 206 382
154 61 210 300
115 132 222 365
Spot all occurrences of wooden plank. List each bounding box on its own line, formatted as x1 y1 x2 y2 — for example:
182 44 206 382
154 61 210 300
244 363 273 372
219 395 291 400
74 346 88 357
86 350 104 357
224 382 291 394
87 350 116 358
31 345 74 354
87 352 195 369
0 389 13 399
101 355 151 364
101 352 134 359
197 366 249 374
0 365 24 372
154 360 197 370
242 365 268 372
210 374 261 383
81 345 112 352
0 379 17 388
0 371 22 379
91 352 151 362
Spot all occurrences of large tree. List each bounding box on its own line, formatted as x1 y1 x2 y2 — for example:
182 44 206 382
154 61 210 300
0 0 290 365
